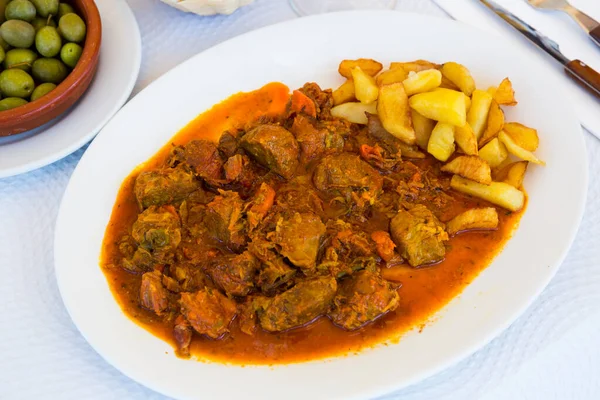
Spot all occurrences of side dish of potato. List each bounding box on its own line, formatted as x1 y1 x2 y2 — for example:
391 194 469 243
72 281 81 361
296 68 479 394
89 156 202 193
331 58 544 216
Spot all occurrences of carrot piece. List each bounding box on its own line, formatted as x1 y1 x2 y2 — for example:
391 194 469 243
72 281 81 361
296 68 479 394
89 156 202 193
371 231 396 262
290 90 317 118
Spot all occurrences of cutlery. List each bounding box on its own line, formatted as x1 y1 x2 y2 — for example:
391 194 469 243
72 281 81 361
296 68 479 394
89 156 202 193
479 0 600 100
526 0 600 47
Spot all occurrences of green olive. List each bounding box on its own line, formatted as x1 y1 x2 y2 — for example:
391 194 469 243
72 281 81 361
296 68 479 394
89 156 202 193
35 25 61 57
0 0 10 24
0 20 35 48
0 96 28 110
57 2 74 19
31 0 59 18
30 81 55 101
5 0 37 23
31 16 56 32
60 41 80 68
58 12 85 43
0 68 35 98
31 57 67 83
4 48 37 71
0 35 10 51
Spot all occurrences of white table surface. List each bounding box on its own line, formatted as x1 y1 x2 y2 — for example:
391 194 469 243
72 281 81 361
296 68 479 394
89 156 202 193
1 0 599 399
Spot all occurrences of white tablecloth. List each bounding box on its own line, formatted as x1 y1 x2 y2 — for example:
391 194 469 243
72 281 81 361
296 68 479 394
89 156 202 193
1 0 599 398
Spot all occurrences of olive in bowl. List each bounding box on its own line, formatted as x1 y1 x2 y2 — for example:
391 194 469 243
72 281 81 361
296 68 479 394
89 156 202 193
0 0 101 136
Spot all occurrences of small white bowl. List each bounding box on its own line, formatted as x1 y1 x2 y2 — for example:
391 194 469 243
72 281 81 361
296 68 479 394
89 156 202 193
160 0 254 15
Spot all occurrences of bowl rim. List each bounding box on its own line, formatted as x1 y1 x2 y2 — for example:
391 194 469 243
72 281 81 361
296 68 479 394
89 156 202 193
0 0 102 135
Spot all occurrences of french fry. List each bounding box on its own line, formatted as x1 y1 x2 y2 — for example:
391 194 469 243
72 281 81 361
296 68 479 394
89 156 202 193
450 175 525 212
464 94 471 113
402 69 442 96
446 208 499 235
498 131 545 165
494 77 517 106
467 89 493 140
409 88 467 127
478 100 504 147
427 122 455 162
377 83 416 144
478 138 508 168
339 58 383 79
503 122 539 151
352 66 379 104
412 109 435 151
330 102 377 125
332 79 356 105
390 60 439 73
494 161 528 188
441 62 476 96
454 123 478 156
440 75 460 91
376 68 409 86
441 155 491 184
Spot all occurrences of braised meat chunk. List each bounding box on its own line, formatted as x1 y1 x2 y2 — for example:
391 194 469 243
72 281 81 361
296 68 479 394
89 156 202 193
206 251 259 297
390 205 449 266
240 124 299 179
204 190 247 251
258 277 337 332
131 206 181 263
271 212 326 270
329 270 399 330
134 167 200 209
180 287 237 339
177 140 224 184
140 270 169 316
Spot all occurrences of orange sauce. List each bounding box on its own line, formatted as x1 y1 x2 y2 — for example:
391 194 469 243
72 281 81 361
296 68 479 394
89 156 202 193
100 82 523 365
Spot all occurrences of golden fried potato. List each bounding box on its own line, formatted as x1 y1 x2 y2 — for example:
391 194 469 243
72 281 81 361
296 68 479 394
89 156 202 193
498 131 545 165
494 161 528 188
503 122 539 151
487 86 497 97
467 89 493 140
402 69 442 96
450 175 525 212
332 79 356 106
398 142 426 159
441 155 491 184
478 100 504 147
390 60 439 73
464 94 472 112
441 62 476 96
411 109 435 151
339 58 383 79
454 123 478 156
330 102 377 125
446 208 499 235
352 66 379 104
478 138 508 168
377 83 416 144
376 68 409 86
494 77 517 106
440 76 460 91
427 122 455 162
409 88 467 127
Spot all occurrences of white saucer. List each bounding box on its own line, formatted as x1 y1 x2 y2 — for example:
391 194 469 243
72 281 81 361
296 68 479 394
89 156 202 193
0 0 142 178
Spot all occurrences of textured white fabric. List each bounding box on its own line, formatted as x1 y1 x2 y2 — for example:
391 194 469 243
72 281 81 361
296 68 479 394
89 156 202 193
1 0 599 399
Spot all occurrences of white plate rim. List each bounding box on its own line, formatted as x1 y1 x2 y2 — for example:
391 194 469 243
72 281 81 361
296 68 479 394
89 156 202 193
54 11 588 400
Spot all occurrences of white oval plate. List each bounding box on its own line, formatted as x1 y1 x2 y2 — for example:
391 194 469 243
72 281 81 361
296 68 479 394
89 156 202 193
55 11 587 400
0 0 141 178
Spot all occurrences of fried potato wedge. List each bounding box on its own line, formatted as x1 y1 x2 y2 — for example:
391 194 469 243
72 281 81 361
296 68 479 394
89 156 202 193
330 102 377 125
478 138 508 168
427 122 455 162
467 89 493 140
402 69 442 96
503 122 539 151
412 109 435 150
494 77 517 106
450 175 525 212
446 207 499 235
377 83 416 144
440 75 460 91
441 155 491 184
332 79 356 106
390 60 439 73
479 100 504 147
487 86 497 97
464 94 471 113
494 161 528 188
376 68 409 86
498 131 545 165
441 62 476 96
409 88 467 127
454 123 478 156
352 67 379 104
339 58 383 79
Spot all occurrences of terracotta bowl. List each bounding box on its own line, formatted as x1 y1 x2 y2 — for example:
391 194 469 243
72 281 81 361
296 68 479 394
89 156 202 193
0 0 102 136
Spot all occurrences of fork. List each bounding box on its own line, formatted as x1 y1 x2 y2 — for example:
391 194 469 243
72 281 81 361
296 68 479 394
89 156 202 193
527 0 600 46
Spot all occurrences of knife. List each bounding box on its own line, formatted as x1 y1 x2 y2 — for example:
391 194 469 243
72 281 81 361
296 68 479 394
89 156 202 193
479 0 600 100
